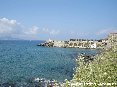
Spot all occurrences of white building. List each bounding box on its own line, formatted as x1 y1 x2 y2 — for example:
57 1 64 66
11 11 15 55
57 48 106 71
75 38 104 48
53 41 65 47
90 43 97 48
46 38 53 42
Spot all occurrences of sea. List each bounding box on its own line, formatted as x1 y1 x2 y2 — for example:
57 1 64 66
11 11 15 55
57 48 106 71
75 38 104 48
0 40 98 86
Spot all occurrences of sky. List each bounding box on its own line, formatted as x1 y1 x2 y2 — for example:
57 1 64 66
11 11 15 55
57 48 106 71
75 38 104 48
0 0 117 40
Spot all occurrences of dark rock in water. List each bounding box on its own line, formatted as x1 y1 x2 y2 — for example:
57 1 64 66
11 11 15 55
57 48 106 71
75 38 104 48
37 41 54 47
1 82 16 87
79 54 94 64
84 55 94 63
0 77 62 87
37 43 43 46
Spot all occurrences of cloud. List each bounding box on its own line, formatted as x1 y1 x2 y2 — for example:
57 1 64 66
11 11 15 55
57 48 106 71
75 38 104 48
49 30 60 35
0 17 17 25
42 28 60 35
0 17 61 40
96 28 117 35
67 31 91 39
0 18 23 38
25 26 39 35
42 28 49 33
0 18 40 40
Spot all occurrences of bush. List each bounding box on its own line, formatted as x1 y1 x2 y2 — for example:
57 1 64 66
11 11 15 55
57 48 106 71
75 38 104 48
68 45 117 87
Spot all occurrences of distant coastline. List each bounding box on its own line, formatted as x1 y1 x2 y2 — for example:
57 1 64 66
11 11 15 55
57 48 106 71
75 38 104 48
37 33 117 49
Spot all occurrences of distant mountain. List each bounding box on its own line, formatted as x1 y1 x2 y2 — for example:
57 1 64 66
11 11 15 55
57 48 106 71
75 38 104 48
0 37 22 40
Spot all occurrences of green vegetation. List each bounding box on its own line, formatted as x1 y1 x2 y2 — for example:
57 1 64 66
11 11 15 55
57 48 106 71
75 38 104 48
63 45 117 87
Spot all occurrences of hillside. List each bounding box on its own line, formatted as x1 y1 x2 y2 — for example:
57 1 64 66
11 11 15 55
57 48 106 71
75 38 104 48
63 36 117 87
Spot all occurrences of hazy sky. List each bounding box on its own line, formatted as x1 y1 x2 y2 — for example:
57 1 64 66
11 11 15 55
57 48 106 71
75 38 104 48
0 0 117 40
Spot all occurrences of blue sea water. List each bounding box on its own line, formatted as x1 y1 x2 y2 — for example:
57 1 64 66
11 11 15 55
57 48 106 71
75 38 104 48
0 40 98 85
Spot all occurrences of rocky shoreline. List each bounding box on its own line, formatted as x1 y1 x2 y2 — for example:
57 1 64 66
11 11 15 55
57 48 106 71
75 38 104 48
0 78 63 87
